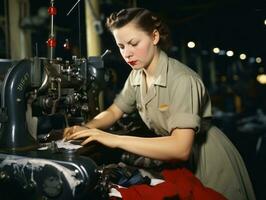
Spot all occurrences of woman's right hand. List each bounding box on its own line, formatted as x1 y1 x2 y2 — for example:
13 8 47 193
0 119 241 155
63 125 89 141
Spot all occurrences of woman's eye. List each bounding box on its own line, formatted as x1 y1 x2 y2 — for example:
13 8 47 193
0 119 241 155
131 43 138 46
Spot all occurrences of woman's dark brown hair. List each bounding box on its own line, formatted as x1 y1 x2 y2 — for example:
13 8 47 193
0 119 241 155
106 8 171 51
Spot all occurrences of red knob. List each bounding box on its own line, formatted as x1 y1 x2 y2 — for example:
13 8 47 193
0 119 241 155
48 6 57 15
47 38 56 48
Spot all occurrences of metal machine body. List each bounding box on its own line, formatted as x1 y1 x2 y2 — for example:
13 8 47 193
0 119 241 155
0 150 97 200
0 1 111 198
0 55 108 199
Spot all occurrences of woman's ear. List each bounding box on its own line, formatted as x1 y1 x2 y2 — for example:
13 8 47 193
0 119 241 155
152 29 160 45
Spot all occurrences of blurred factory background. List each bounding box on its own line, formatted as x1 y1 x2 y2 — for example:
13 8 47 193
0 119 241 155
0 0 266 199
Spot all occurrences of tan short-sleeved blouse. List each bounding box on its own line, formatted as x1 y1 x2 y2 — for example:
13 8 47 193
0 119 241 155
114 50 255 200
114 50 212 135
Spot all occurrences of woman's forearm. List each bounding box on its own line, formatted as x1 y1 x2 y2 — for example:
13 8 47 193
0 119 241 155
117 129 195 161
85 104 123 130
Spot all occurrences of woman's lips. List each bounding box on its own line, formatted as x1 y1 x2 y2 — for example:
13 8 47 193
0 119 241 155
128 61 137 65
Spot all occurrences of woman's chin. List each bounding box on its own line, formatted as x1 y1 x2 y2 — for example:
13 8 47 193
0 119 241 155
131 65 143 70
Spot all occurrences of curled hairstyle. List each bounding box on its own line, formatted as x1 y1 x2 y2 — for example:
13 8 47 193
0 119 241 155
106 8 171 51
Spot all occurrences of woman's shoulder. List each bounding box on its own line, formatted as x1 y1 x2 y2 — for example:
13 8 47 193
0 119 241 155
167 57 202 83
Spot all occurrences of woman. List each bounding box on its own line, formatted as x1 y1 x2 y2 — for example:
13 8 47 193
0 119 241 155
64 8 255 200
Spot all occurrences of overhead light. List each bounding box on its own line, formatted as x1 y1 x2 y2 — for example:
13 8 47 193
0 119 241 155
239 53 247 60
213 47 220 54
187 41 195 48
264 19 266 25
257 74 266 84
256 57 262 63
226 50 234 57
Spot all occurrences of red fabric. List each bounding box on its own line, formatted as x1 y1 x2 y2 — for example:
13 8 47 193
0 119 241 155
115 168 227 200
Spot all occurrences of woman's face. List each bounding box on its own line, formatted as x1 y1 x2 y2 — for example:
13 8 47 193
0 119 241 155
112 22 159 70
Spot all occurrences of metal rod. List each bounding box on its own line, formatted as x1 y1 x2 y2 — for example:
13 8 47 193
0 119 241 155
78 3 82 57
66 0 81 16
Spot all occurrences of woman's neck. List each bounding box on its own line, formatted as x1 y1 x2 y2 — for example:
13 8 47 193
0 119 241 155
143 48 160 78
143 48 160 91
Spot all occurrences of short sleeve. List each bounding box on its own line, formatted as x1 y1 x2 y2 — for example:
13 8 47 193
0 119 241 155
114 72 136 113
167 75 211 133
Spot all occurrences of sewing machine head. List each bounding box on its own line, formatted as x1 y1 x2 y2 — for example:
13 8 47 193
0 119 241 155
0 55 108 152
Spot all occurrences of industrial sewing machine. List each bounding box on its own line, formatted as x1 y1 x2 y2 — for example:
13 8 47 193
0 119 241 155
0 1 113 199
0 54 111 200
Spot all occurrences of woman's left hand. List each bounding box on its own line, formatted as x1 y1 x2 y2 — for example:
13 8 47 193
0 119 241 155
67 128 119 148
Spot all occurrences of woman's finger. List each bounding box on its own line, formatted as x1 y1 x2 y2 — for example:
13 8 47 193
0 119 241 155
63 126 77 140
68 129 95 140
63 127 72 138
81 137 94 145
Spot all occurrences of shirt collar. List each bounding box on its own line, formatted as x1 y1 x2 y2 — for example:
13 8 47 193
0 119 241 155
132 50 168 87
154 50 168 87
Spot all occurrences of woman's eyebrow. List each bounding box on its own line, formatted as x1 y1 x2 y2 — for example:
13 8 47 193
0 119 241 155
116 39 133 45
127 38 137 44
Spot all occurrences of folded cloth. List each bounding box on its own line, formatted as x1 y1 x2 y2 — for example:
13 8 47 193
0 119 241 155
114 168 227 200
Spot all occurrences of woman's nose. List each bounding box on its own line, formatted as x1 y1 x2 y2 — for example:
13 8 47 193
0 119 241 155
124 47 133 59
